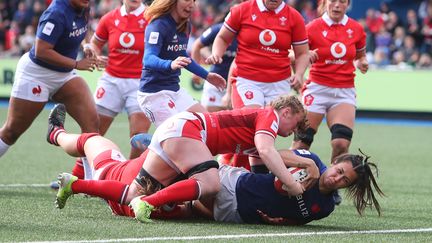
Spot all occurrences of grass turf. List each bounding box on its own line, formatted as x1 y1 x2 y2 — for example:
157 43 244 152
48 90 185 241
0 108 432 242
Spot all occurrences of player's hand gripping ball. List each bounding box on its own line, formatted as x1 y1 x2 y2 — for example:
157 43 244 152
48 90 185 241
274 167 308 195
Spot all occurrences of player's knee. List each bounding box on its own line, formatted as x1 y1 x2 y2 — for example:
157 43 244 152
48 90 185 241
76 133 100 156
330 124 353 141
134 167 163 196
294 127 316 146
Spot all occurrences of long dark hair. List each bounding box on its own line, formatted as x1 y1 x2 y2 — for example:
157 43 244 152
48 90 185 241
333 150 385 216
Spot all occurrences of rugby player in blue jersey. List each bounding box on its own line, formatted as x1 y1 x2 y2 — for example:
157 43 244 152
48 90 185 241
0 0 99 160
137 0 226 127
190 22 237 112
190 149 384 225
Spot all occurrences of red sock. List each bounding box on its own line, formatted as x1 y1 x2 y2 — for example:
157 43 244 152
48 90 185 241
71 158 84 179
49 127 65 146
141 179 199 207
232 154 251 171
71 180 129 204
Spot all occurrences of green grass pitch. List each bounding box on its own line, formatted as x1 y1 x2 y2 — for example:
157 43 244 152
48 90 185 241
0 107 432 242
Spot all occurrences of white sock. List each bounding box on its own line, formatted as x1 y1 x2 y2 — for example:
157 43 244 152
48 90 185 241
0 138 11 157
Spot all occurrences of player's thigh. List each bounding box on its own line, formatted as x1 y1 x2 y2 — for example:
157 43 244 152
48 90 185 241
305 111 325 131
53 76 99 132
162 137 214 173
83 135 121 164
326 103 356 128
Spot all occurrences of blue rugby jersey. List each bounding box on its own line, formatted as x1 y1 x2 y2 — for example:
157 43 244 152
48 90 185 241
29 0 89 72
200 23 237 80
236 150 335 225
140 14 208 93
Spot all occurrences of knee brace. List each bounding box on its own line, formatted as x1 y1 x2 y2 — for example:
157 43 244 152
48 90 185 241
76 133 99 156
294 127 316 146
135 167 163 194
330 124 353 141
184 160 219 178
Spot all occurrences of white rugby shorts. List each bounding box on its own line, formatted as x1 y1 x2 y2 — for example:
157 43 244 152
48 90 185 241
94 72 142 117
232 76 291 108
11 53 78 102
302 82 356 114
137 88 198 127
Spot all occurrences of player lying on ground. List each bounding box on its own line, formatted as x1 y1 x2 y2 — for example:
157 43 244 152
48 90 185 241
48 105 384 224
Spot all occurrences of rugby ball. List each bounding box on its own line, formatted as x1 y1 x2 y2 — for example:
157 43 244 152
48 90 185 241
274 167 308 195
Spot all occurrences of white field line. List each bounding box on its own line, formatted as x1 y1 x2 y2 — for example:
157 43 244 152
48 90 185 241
21 228 432 243
0 184 49 188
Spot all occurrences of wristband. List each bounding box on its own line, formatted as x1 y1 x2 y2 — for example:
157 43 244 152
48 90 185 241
83 43 92 49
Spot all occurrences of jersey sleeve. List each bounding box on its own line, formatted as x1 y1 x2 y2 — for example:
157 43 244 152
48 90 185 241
94 12 110 42
355 22 367 52
290 8 308 46
255 109 278 139
143 20 171 70
200 24 220 47
36 11 65 46
224 4 242 34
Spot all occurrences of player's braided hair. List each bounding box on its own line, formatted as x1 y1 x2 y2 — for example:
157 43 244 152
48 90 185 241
334 150 385 216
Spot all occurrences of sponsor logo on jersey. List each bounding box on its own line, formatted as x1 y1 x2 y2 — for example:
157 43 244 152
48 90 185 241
295 194 310 218
72 21 77 29
167 44 187 52
259 29 276 46
330 42 346 58
259 29 279 53
69 25 87 38
119 32 135 48
202 27 212 38
32 85 42 96
42 22 55 36
148 32 159 44
325 42 347 64
115 19 120 26
252 14 257 21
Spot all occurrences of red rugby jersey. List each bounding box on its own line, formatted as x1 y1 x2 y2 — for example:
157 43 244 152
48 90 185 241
225 0 308 82
306 13 366 88
95 4 147 78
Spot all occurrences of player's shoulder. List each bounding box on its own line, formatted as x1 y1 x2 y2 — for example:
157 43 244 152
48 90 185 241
306 17 323 30
346 17 364 30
